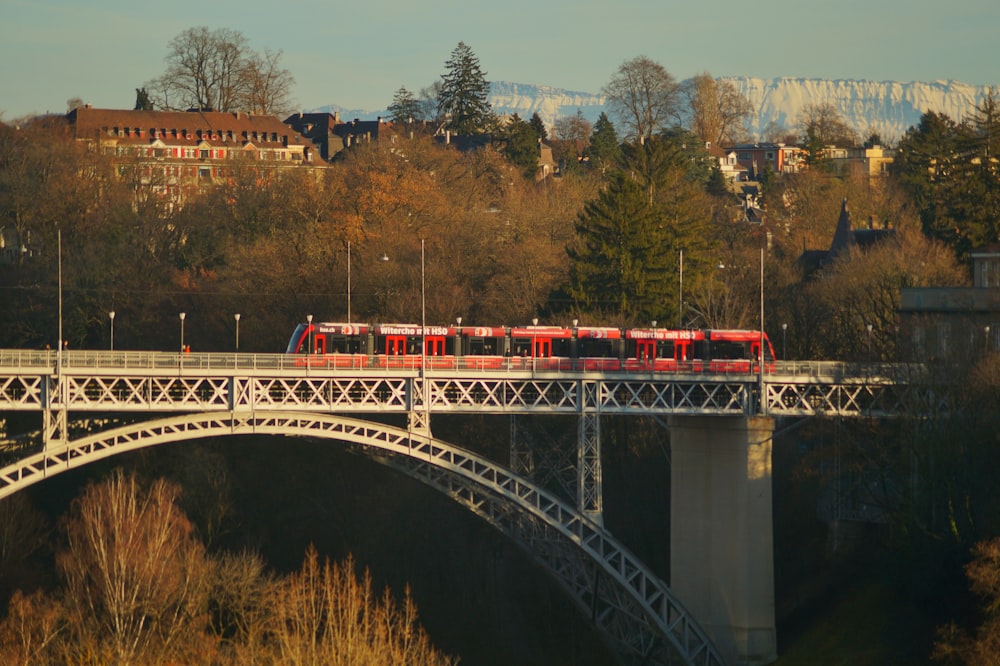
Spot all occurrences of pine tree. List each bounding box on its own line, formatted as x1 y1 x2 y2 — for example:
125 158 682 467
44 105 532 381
586 113 621 173
387 86 423 124
501 114 540 179
568 171 670 323
568 136 719 324
436 42 492 135
529 112 547 141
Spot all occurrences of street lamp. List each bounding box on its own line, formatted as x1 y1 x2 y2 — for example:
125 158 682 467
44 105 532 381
781 323 787 360
420 239 426 368
346 241 351 324
986 325 992 353
306 314 313 353
532 317 538 370
678 249 684 327
179 312 186 352
234 313 241 351
109 311 116 351
866 323 873 360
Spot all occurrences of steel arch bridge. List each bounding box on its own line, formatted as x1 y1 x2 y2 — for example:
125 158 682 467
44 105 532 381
0 350 943 666
0 410 721 666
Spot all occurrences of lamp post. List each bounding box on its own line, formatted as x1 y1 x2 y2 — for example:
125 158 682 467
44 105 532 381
57 229 63 371
758 248 765 414
532 317 538 371
420 239 426 369
781 322 787 360
109 311 116 351
347 241 351 324
306 314 313 353
986 325 992 353
866 323 873 360
179 312 186 352
678 249 684 328
234 313 241 352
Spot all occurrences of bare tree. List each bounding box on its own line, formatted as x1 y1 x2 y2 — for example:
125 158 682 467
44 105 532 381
268 546 457 666
798 102 858 147
0 590 65 666
56 470 214 665
602 55 681 141
553 109 593 142
244 48 295 116
146 27 293 115
682 72 755 146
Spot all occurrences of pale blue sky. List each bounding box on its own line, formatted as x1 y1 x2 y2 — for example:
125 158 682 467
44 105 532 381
1 0 996 120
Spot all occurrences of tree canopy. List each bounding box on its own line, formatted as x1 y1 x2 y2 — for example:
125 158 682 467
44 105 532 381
602 56 681 142
145 27 294 116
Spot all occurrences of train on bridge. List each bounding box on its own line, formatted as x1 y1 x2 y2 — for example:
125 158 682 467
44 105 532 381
286 322 776 373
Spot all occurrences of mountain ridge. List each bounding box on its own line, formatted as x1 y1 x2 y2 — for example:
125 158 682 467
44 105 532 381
311 77 997 143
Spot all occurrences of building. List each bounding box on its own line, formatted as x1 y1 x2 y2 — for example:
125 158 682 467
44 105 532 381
706 143 748 183
67 105 322 209
284 112 409 161
731 142 804 178
900 244 1000 360
799 198 895 277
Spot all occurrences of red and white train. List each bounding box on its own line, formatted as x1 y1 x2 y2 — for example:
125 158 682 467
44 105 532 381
286 322 776 373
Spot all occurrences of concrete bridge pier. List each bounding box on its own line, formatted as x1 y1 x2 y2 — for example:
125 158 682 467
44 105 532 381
668 415 777 666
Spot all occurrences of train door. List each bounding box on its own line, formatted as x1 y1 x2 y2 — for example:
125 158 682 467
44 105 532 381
313 335 326 355
425 336 445 356
635 339 656 363
533 337 551 357
385 335 407 356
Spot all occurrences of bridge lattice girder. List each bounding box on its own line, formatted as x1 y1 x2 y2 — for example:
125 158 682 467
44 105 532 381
0 369 940 418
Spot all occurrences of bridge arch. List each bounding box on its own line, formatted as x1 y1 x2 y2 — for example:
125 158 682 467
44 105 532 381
0 410 722 666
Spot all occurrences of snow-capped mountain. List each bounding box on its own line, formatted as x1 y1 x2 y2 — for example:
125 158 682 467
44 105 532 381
724 77 991 142
313 77 996 142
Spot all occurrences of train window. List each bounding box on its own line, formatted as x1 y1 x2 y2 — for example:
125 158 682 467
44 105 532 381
579 338 616 358
550 338 571 357
656 340 677 359
712 341 748 360
511 338 532 357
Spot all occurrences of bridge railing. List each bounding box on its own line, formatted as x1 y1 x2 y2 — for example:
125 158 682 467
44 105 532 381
0 349 928 382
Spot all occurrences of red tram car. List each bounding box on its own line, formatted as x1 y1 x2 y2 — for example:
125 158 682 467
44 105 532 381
286 322 776 373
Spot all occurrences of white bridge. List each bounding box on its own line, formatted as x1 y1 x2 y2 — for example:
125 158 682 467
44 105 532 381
0 350 939 666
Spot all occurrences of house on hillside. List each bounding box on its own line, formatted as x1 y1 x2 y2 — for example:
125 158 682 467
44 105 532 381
732 142 804 178
66 105 321 210
798 198 894 277
284 112 417 161
706 143 748 183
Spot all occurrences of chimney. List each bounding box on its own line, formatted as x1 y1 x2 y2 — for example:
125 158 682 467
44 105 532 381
334 111 340 123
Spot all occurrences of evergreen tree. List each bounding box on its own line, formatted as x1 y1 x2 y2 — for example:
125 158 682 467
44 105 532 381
387 86 423 124
437 42 493 135
952 89 1000 248
501 114 539 179
568 137 718 324
894 99 1000 256
586 113 621 173
529 112 547 141
567 172 672 323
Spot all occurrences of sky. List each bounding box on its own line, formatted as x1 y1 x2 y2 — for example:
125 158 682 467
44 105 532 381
1 0 997 120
